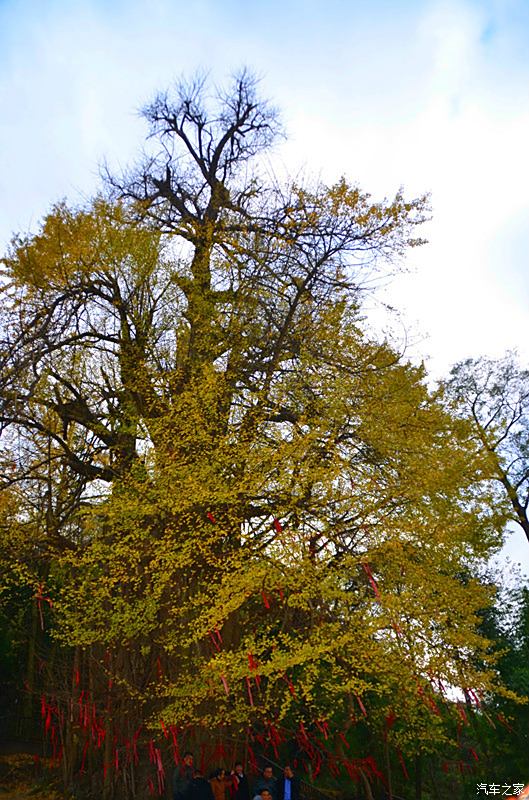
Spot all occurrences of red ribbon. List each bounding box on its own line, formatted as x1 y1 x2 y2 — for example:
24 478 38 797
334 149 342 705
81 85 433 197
273 518 282 532
361 563 381 599
467 687 481 707
343 760 359 780
384 711 396 730
338 731 350 750
397 750 409 779
456 702 468 724
247 743 258 774
155 747 165 794
497 711 513 732
169 725 180 764
469 747 479 762
284 674 296 697
34 583 53 629
148 739 156 763
245 677 254 706
355 694 368 717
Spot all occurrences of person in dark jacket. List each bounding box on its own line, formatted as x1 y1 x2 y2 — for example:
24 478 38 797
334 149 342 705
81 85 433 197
190 769 215 800
173 752 195 800
275 766 300 800
253 766 276 800
230 762 250 800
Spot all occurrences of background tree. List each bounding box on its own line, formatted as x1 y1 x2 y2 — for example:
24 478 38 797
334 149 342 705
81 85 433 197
446 352 529 545
478 573 529 783
0 71 517 799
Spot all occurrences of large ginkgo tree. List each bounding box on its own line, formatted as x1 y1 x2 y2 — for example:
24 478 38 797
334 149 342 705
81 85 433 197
0 71 512 799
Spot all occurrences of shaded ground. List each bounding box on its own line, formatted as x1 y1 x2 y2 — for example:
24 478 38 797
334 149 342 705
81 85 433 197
0 753 67 799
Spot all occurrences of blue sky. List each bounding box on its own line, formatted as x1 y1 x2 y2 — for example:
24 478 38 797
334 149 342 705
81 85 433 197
1 0 529 566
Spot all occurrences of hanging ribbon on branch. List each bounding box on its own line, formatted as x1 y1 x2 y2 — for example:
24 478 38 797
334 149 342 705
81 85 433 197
169 725 180 764
266 721 282 758
468 747 479 763
456 701 468 725
314 719 329 740
247 652 261 694
296 721 315 760
283 673 296 697
245 676 254 706
383 711 396 738
246 742 258 774
361 563 381 600
397 750 409 780
496 712 513 732
415 679 441 716
79 740 89 776
465 687 482 707
337 731 350 750
342 759 360 781
34 583 53 630
326 754 340 778
355 694 368 718
155 747 165 794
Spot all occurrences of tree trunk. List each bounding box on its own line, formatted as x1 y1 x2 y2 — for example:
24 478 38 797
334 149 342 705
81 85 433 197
358 767 375 800
414 753 422 800
384 739 392 799
22 599 39 738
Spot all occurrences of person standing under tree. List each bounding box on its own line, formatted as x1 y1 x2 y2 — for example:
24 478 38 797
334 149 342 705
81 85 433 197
275 766 300 800
253 766 276 800
173 752 195 800
210 767 228 800
230 761 250 800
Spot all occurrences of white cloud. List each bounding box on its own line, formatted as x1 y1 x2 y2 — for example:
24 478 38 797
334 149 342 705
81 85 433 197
1 0 527 369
